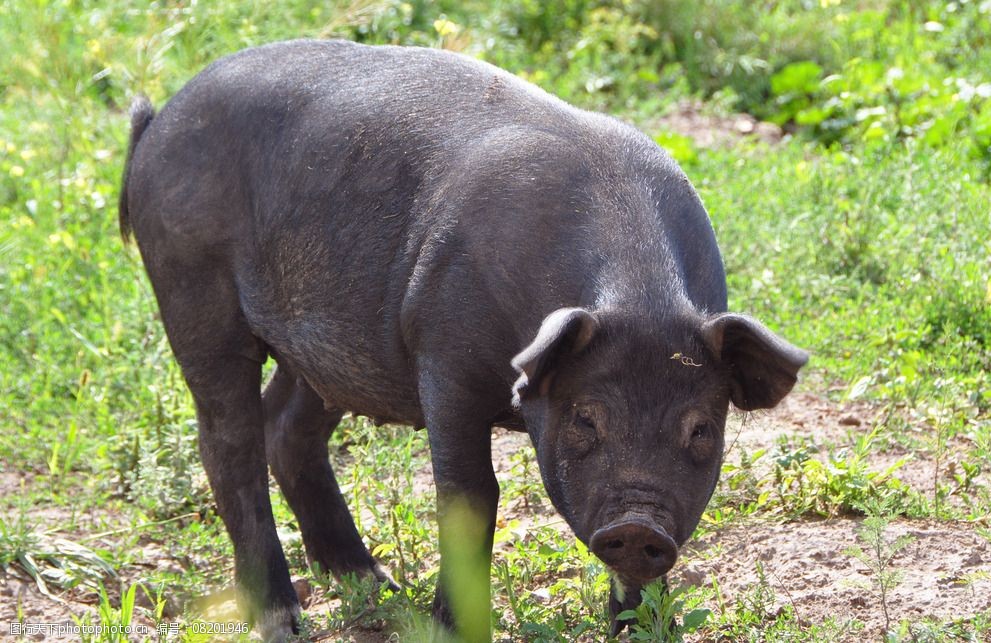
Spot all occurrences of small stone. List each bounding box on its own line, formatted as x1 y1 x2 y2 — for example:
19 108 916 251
679 567 706 586
531 587 551 603
964 551 984 566
838 414 862 427
734 118 756 134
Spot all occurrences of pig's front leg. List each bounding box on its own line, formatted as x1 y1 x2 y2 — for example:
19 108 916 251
420 376 500 642
429 427 499 642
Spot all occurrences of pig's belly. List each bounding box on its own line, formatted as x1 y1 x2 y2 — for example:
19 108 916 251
244 303 425 425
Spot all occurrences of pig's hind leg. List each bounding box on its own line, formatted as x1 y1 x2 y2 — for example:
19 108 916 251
144 259 299 642
263 365 397 589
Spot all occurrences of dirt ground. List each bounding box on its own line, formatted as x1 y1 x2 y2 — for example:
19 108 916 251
674 392 991 637
644 99 786 148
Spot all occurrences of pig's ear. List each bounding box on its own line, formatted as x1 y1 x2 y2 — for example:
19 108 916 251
701 313 809 411
512 307 598 404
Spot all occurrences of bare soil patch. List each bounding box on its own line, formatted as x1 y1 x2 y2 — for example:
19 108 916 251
676 518 991 637
688 391 991 638
647 100 785 148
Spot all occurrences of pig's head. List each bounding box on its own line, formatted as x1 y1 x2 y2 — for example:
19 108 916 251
511 306 807 624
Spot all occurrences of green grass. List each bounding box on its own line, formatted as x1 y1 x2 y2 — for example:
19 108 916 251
1 0 990 641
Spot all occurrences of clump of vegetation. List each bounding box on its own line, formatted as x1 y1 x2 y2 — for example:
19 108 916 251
617 582 711 642
1 501 116 597
708 561 813 640
771 429 916 518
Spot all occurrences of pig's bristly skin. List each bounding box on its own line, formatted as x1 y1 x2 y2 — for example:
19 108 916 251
120 39 808 642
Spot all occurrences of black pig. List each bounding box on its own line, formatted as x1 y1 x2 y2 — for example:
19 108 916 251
119 39 807 641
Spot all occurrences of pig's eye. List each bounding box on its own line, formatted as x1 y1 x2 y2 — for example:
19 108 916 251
688 422 717 464
690 423 709 441
574 408 596 432
564 404 601 458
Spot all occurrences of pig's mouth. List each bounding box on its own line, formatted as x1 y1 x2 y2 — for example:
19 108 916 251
588 515 679 584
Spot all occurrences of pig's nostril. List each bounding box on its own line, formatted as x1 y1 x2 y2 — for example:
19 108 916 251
606 540 624 550
644 544 662 559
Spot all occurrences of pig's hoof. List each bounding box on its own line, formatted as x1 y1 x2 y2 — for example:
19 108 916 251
256 603 300 643
371 561 402 593
431 589 456 630
608 619 623 638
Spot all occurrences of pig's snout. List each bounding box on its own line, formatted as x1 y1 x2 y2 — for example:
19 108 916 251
589 519 677 581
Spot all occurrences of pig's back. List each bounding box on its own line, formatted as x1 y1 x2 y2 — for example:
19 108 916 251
126 40 589 421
